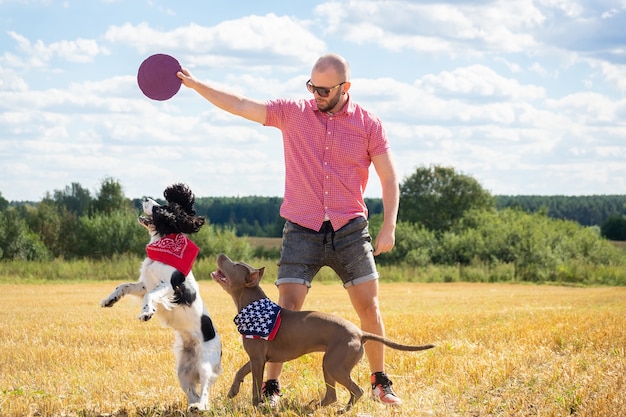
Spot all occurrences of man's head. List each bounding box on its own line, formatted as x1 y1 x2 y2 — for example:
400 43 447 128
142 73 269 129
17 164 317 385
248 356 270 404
308 53 351 113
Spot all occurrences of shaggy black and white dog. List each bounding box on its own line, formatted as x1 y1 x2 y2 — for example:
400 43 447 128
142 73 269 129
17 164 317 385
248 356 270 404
101 183 221 411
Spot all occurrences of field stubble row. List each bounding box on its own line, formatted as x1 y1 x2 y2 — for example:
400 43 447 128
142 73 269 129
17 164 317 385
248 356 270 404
0 280 624 416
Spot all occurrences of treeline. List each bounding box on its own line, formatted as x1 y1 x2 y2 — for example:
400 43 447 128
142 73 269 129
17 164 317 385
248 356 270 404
168 194 626 238
197 195 626 238
5 184 624 239
194 196 384 237
0 179 253 262
495 195 626 227
2 166 626 285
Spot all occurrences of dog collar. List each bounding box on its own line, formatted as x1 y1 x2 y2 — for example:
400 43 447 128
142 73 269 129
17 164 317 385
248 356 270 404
145 233 199 276
234 298 282 341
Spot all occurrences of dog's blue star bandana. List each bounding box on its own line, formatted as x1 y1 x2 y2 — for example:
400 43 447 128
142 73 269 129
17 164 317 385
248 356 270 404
234 298 282 341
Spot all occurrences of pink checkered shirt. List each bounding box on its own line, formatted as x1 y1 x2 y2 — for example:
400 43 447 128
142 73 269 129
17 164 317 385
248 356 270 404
265 95 390 232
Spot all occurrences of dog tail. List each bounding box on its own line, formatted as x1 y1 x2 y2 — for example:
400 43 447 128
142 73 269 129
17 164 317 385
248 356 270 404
362 333 435 352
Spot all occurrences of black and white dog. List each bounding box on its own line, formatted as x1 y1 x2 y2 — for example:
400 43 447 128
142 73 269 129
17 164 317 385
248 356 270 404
101 183 221 411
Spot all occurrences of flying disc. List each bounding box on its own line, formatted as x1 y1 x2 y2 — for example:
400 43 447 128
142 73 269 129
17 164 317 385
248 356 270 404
137 53 182 101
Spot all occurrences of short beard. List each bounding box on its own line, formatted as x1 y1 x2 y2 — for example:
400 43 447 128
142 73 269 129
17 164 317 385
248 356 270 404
316 90 342 113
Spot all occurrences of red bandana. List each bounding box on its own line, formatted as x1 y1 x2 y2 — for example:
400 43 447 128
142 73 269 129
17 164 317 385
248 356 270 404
145 233 199 276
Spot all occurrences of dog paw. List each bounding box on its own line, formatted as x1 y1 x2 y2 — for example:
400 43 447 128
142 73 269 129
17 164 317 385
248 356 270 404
138 311 153 321
138 304 156 321
100 297 117 307
227 385 240 398
188 403 206 412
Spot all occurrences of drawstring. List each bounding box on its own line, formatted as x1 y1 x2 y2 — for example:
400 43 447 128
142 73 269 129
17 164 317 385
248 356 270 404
321 221 336 251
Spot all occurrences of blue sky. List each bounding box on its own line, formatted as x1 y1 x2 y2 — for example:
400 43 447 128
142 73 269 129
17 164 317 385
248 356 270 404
1 0 625 202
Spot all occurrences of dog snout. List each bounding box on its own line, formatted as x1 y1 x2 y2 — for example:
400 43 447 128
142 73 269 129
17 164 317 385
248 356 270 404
142 197 160 216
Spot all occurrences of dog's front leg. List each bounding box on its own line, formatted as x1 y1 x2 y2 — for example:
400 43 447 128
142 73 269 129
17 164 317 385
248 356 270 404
249 358 266 407
101 282 146 307
138 281 173 321
228 360 251 398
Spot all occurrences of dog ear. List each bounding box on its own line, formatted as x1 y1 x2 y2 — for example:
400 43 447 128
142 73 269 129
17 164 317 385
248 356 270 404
152 206 178 236
244 266 265 287
164 183 196 215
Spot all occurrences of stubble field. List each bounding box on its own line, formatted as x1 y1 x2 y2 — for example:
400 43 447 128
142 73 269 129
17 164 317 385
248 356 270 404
1 280 624 417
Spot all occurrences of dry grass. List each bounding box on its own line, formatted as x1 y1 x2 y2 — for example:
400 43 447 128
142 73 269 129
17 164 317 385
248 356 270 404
1 280 624 417
611 240 626 251
247 237 282 251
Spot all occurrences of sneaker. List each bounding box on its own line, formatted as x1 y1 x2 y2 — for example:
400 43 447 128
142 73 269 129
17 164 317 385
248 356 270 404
370 372 402 405
261 379 281 408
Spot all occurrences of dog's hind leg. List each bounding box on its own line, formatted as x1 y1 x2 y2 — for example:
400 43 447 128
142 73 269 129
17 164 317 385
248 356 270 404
323 345 364 411
321 348 366 408
193 338 222 411
193 364 218 412
175 333 204 410
192 374 211 412
335 372 363 411
321 366 363 412
195 321 222 410
319 359 338 407
101 282 146 307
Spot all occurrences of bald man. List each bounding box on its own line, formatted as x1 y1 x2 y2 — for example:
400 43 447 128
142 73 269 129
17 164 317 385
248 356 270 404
179 53 403 406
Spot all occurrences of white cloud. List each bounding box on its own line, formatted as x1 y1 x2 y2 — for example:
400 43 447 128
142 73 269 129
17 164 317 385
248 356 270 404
546 91 620 123
6 31 106 66
594 60 626 92
104 15 324 67
529 62 549 77
417 65 545 101
318 0 544 54
0 68 28 91
538 0 584 18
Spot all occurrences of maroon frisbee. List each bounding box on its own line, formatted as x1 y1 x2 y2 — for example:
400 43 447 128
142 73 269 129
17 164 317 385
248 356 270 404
137 53 182 101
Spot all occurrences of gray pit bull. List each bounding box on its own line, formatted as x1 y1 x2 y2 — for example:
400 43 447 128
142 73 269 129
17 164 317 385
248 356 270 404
211 253 435 411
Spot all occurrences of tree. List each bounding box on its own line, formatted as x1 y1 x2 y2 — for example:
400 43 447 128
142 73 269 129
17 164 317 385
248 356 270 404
399 165 494 232
0 192 8 211
52 183 92 216
601 215 626 241
92 177 131 215
22 200 82 258
0 209 49 261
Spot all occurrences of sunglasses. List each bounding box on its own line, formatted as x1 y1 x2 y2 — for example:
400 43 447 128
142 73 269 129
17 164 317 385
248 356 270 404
306 79 346 97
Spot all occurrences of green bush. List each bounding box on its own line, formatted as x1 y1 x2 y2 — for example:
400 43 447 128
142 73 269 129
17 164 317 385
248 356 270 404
0 210 50 261
192 224 253 261
443 208 626 282
76 210 145 258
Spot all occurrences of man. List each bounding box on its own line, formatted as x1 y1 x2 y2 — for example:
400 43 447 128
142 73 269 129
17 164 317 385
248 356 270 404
177 53 402 405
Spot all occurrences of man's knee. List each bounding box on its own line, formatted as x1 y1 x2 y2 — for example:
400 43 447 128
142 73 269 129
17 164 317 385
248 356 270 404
357 303 383 330
277 283 309 310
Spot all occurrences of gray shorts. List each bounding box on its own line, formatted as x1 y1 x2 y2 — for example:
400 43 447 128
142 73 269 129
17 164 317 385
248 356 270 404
276 216 379 288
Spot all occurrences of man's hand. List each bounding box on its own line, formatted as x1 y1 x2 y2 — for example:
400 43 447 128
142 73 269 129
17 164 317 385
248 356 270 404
373 224 395 256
